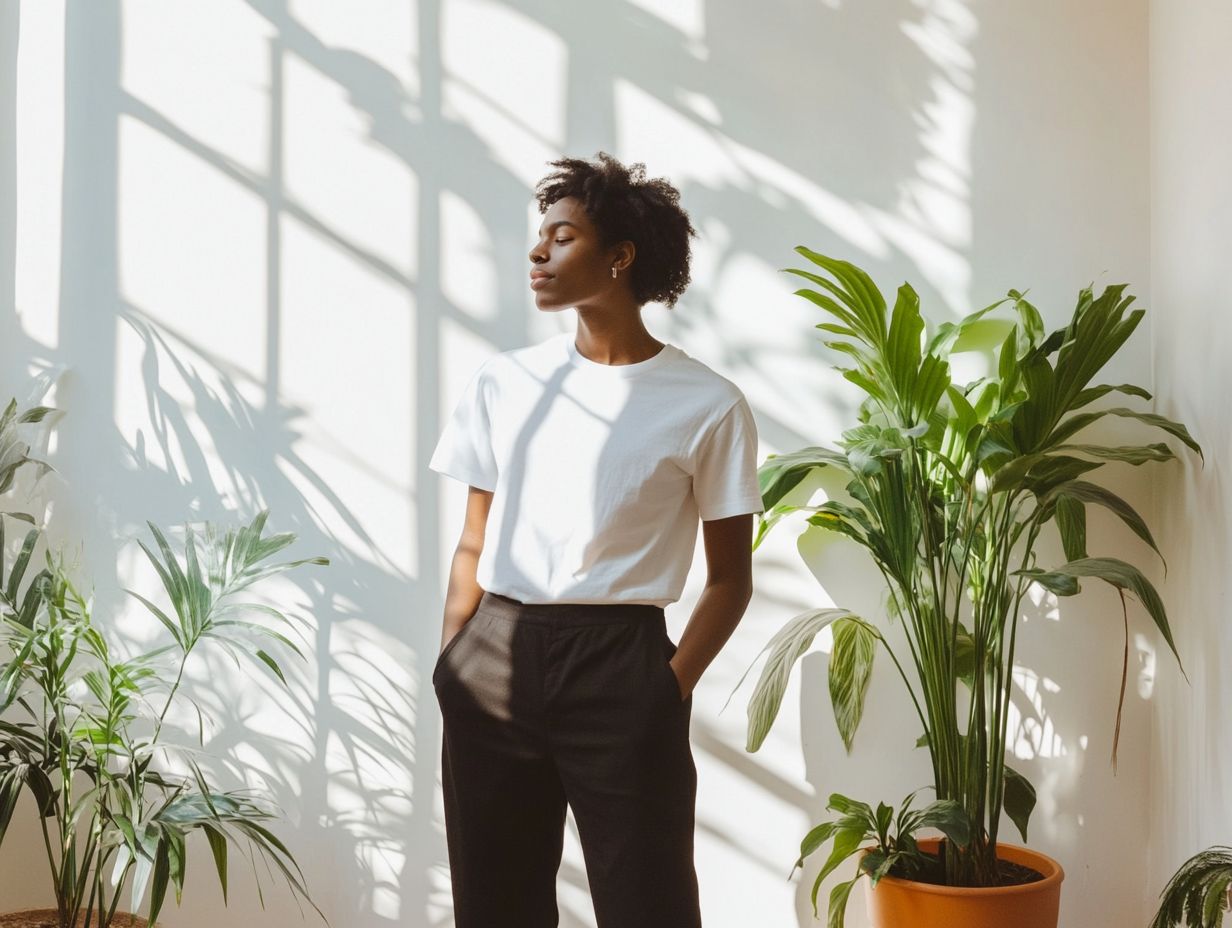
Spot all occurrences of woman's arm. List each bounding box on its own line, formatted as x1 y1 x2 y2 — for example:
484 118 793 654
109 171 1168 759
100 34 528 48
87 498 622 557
670 512 756 698
440 485 494 653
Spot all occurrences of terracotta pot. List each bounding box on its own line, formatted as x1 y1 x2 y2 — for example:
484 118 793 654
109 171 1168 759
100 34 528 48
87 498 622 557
0 910 156 928
863 837 1064 928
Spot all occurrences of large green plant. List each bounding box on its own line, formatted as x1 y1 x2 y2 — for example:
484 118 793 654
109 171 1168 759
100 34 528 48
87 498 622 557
1151 846 1232 928
740 252 1202 911
0 398 331 927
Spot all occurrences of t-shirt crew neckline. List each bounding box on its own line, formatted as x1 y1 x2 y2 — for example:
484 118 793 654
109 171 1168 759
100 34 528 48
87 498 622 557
564 334 675 377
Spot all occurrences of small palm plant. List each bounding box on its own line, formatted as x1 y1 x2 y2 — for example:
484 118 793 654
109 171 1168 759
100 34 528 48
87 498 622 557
0 399 331 927
1151 847 1232 928
739 251 1202 921
0 397 55 524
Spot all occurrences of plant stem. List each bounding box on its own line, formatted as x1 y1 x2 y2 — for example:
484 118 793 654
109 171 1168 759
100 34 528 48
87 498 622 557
155 654 189 733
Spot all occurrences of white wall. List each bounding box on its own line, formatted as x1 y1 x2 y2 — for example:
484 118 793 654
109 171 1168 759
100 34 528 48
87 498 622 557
0 2 1176 927
1146 0 1232 918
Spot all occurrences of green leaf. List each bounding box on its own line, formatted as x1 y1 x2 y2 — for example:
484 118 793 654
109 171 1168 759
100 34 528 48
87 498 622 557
1050 407 1202 461
1020 453 1108 495
147 833 171 927
874 802 893 848
997 326 1020 396
1016 566 1080 597
1149 846 1232 928
1002 765 1037 843
1200 872 1232 925
827 876 860 928
209 615 308 661
1043 480 1163 569
826 793 876 823
796 290 864 337
816 322 859 338
917 799 971 848
0 769 23 844
131 823 161 912
253 648 288 686
793 247 888 351
756 448 852 515
810 826 867 916
1071 383 1152 409
736 607 859 752
886 283 923 401
1054 495 1088 562
1009 289 1046 348
204 823 229 904
1018 556 1182 672
805 504 871 548
793 821 839 873
925 296 1013 357
125 589 185 649
911 353 952 424
953 628 976 689
1051 441 1175 465
5 528 39 605
167 827 187 903
828 617 879 752
785 274 862 329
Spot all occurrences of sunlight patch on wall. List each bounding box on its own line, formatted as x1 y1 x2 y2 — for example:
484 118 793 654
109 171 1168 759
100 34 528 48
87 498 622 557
1026 583 1063 621
292 0 418 91
121 0 273 176
325 622 417 921
677 89 722 126
285 52 418 280
111 312 266 508
617 76 890 259
280 213 414 573
696 758 809 926
14 0 66 352
440 190 499 322
117 115 269 378
612 77 740 192
1009 666 1066 760
862 0 978 314
323 736 411 841
625 0 706 44
701 251 777 361
442 0 567 182
1134 632 1156 699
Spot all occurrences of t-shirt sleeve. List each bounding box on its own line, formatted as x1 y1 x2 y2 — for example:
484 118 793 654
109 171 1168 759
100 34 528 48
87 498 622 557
428 359 499 491
691 395 765 521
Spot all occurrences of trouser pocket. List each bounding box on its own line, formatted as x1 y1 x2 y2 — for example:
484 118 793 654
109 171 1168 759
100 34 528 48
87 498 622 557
432 612 483 686
657 625 686 702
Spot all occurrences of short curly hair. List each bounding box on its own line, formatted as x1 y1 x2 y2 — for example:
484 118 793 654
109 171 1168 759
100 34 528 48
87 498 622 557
533 152 697 309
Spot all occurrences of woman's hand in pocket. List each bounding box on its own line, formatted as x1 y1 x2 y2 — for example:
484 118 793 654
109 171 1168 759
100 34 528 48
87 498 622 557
668 657 692 701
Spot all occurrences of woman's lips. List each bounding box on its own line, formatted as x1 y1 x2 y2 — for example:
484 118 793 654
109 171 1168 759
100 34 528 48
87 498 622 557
530 275 553 290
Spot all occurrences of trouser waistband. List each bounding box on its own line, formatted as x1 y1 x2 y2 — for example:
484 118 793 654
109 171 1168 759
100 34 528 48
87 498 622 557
478 589 665 627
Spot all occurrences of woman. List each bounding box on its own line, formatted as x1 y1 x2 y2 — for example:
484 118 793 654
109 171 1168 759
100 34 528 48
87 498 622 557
428 152 763 927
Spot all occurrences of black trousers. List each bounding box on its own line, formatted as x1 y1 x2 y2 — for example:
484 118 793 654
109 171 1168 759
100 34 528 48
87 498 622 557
433 590 701 928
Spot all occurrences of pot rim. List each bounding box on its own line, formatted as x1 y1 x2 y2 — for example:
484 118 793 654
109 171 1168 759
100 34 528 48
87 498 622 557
862 837 1065 898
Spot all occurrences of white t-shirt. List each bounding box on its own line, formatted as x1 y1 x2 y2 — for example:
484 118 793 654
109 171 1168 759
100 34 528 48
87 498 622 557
428 331 764 606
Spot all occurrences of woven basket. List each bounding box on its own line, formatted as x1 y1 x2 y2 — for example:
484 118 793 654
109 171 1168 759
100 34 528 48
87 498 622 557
0 910 156 927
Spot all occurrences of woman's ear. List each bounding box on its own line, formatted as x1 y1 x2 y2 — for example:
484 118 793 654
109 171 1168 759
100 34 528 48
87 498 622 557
612 240 636 273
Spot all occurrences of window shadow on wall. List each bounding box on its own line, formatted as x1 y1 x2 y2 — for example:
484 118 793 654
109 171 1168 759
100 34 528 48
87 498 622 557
0 0 1017 925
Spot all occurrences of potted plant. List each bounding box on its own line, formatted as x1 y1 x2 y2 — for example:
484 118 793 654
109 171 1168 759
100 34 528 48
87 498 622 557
0 398 332 927
1150 847 1232 928
738 252 1202 927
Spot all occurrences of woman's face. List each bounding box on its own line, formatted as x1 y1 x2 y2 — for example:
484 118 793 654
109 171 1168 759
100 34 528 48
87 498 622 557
528 196 632 312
